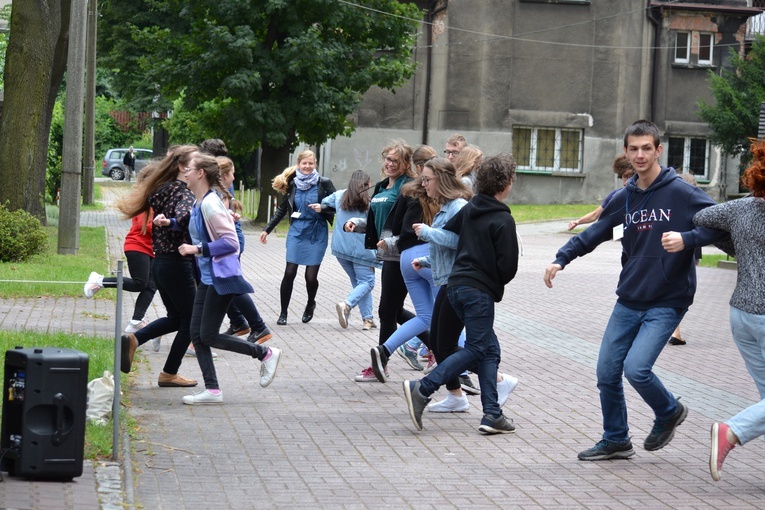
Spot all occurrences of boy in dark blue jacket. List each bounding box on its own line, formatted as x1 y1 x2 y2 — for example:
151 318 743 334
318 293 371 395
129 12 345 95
404 153 519 435
544 120 728 460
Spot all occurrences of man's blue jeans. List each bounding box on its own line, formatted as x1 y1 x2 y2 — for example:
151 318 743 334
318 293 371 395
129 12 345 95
420 285 502 418
597 302 685 443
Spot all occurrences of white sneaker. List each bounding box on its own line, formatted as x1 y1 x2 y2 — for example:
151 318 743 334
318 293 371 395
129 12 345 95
83 272 104 298
497 373 519 407
427 393 469 413
182 389 223 405
151 336 162 352
124 319 147 334
260 347 282 387
355 366 379 382
185 348 217 359
336 302 351 329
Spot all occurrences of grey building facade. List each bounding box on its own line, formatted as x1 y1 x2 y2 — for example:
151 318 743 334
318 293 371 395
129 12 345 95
318 0 764 204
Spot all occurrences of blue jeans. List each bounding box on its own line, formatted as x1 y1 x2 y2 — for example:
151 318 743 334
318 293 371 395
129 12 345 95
420 286 502 418
597 302 685 442
337 257 376 320
728 306 765 445
382 245 436 355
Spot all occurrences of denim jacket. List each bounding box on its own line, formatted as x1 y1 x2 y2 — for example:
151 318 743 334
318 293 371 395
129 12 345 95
415 198 466 286
321 190 381 268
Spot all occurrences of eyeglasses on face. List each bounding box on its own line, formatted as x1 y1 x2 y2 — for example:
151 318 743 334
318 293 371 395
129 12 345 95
421 177 432 185
183 166 198 174
444 150 460 157
384 156 400 166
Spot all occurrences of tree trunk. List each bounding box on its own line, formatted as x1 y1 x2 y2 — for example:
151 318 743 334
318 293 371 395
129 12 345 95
0 0 70 222
256 141 292 224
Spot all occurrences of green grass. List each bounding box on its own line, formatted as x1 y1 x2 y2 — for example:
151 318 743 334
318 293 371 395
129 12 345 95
0 330 131 459
81 184 104 211
510 203 599 223
0 226 109 298
699 253 736 268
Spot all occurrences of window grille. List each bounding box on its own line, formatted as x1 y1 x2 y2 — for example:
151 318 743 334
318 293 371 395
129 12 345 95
512 127 583 173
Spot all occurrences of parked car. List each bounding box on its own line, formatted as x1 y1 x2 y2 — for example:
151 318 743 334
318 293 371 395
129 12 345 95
101 148 153 181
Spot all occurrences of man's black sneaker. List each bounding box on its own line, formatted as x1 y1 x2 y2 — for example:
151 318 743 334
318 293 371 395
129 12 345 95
460 374 481 395
403 380 430 430
578 439 636 461
478 414 516 435
371 345 389 383
644 399 688 451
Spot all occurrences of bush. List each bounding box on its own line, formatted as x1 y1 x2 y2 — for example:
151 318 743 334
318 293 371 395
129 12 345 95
0 203 48 262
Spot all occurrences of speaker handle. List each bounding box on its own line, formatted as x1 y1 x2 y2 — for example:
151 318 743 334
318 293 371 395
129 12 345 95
52 393 70 446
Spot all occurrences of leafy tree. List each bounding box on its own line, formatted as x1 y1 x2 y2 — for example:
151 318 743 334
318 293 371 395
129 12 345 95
99 0 422 219
46 94 142 205
698 35 765 171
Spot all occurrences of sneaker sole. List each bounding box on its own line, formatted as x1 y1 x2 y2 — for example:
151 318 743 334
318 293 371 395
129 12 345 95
336 303 348 329
354 376 379 382
158 380 198 388
427 405 469 413
403 381 423 431
578 448 635 461
182 398 223 405
461 383 481 396
710 423 722 481
478 424 516 435
370 347 387 383
644 403 689 451
120 336 133 374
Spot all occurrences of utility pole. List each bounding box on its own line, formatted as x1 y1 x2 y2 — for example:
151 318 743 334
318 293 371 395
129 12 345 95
58 0 88 254
82 0 97 205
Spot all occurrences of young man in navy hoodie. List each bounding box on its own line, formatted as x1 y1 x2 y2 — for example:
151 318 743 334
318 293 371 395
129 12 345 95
544 120 727 460
403 153 519 435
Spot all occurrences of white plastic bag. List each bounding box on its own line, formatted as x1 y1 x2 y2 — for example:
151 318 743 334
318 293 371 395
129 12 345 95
86 371 114 425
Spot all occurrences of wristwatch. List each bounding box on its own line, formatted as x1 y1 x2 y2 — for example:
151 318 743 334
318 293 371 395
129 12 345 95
196 243 203 254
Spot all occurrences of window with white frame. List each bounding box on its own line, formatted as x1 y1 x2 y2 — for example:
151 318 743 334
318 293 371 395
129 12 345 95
675 32 690 64
673 31 714 66
667 136 710 180
512 126 583 173
698 33 714 65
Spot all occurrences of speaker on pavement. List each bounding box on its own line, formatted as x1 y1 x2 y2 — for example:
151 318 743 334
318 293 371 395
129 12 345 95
1 347 89 480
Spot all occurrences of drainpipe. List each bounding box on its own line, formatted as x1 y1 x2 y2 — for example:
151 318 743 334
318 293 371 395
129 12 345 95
422 0 448 145
646 3 663 122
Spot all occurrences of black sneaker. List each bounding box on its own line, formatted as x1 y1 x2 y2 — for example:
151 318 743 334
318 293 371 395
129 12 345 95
224 324 251 336
371 345 389 383
403 380 430 430
578 439 636 461
248 327 272 344
644 399 688 451
460 374 481 395
478 414 516 435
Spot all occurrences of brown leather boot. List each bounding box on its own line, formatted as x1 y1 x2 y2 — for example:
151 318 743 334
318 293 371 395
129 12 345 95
158 372 198 387
120 334 138 374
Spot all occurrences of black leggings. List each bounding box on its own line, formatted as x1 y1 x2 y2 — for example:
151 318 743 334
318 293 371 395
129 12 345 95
280 263 320 314
377 260 429 347
430 286 463 391
103 251 156 321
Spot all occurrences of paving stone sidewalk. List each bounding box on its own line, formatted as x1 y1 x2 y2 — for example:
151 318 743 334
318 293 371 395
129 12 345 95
1 185 762 509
